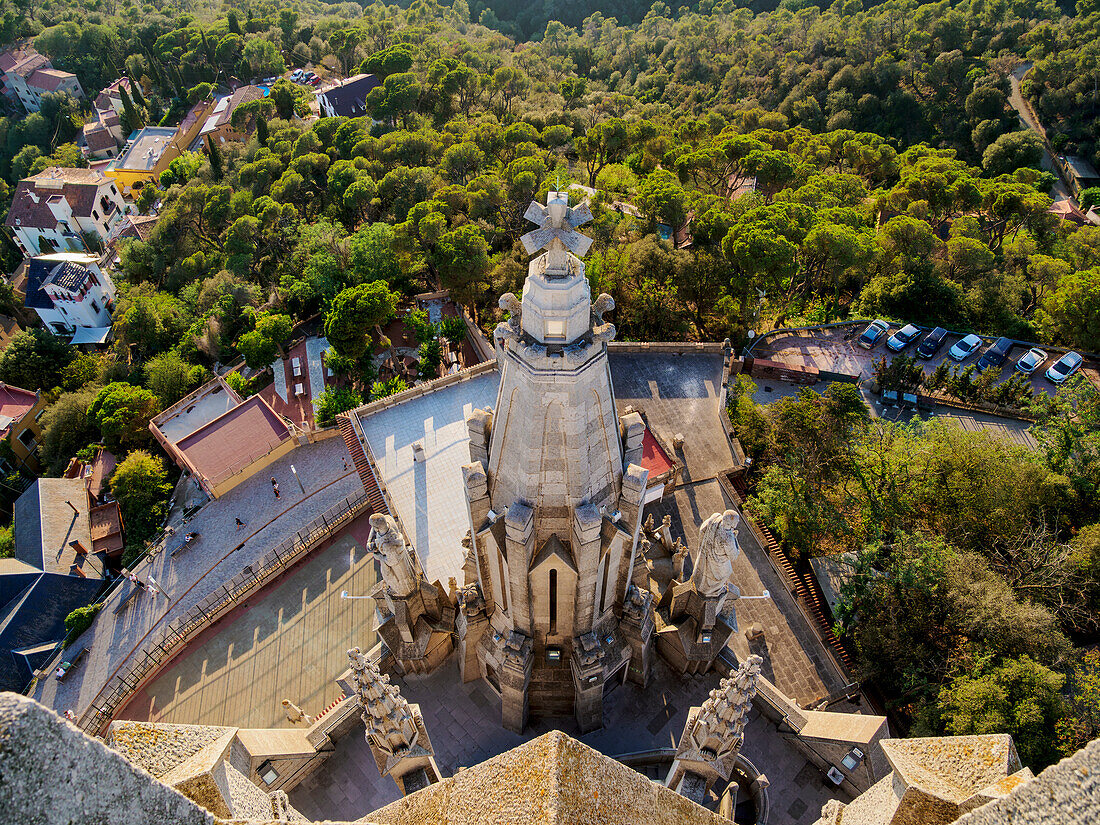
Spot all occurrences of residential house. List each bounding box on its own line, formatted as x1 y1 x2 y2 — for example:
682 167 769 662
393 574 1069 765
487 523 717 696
23 253 116 338
0 477 106 692
82 109 125 160
0 44 83 113
0 383 48 474
190 85 266 150
93 77 131 116
316 73 379 118
1057 155 1100 198
5 167 128 256
63 448 125 563
105 126 185 197
150 375 299 499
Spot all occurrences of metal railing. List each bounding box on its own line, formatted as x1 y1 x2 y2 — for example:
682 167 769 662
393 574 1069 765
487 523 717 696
77 488 373 736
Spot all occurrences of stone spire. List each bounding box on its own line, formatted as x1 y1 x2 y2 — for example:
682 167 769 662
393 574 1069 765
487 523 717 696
457 189 656 734
666 655 764 804
347 647 439 794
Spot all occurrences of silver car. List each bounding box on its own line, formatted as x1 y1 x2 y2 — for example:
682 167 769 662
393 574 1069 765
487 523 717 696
1045 351 1083 384
1015 347 1048 374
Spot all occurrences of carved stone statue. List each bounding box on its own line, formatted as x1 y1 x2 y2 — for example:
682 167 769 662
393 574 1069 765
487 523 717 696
691 510 742 599
370 513 418 596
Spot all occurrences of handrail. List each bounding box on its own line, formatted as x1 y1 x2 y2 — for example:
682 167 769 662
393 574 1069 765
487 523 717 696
76 489 373 736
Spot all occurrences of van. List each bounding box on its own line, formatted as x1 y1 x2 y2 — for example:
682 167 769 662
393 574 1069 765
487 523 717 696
916 327 947 359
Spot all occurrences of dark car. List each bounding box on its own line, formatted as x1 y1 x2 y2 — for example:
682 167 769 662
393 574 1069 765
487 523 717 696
857 319 890 349
916 327 948 359
976 336 1014 371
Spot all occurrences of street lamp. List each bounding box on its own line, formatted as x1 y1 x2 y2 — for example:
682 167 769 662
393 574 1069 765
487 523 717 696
740 590 771 600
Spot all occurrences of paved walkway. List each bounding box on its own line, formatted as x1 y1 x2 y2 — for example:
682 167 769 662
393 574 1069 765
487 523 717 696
289 657 841 825
114 517 378 730
33 436 363 721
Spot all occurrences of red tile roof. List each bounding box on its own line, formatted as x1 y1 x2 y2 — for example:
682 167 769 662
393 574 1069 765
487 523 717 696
27 68 74 92
5 167 108 229
0 383 37 436
176 396 292 486
640 428 674 478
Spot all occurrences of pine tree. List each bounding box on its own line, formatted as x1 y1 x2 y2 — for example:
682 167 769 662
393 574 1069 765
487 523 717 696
256 114 269 146
119 84 145 132
129 78 147 110
207 137 224 181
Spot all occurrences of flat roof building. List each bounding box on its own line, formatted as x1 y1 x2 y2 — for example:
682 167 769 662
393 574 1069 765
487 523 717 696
150 375 300 499
105 126 184 197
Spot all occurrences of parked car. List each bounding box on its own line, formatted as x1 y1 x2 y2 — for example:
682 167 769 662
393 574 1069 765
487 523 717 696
886 323 921 352
1046 351 1083 384
916 327 948 359
290 69 305 82
858 319 890 349
1014 347 1048 375
262 76 277 85
976 336 1014 371
303 71 317 82
308 76 322 86
948 333 983 361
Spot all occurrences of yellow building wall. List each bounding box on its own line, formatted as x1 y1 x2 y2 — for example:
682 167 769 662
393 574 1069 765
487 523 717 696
209 436 298 499
8 392 47 474
106 146 182 198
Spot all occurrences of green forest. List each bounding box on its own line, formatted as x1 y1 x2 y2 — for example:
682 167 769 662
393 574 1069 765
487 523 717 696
0 0 1097 773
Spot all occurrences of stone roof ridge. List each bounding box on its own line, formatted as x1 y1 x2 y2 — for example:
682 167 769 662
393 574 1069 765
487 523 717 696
105 718 238 779
157 727 238 787
880 734 1020 803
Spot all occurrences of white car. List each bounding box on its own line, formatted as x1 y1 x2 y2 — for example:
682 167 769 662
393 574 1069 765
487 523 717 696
948 334 982 361
1015 347 1048 375
1045 351 1083 384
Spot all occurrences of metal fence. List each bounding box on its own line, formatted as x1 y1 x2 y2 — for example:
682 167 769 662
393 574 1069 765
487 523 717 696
77 488 373 736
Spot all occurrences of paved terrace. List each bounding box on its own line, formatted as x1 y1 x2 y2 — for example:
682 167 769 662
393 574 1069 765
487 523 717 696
113 515 378 730
290 658 844 825
354 368 499 584
610 350 846 704
32 436 363 720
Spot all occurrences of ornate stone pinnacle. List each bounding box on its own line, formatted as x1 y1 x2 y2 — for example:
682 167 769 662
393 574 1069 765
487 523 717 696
347 647 420 757
685 654 764 763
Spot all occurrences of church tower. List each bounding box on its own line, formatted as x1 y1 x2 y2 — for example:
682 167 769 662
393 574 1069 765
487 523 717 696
457 191 655 732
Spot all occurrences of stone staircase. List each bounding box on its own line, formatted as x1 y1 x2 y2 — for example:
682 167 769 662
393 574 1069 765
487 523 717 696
528 663 576 718
337 414 389 516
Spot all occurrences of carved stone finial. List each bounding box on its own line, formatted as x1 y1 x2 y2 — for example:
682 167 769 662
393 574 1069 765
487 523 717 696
592 293 615 323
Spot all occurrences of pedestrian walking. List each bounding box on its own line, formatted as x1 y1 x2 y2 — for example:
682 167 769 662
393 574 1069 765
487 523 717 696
271 476 281 499
147 576 161 597
235 517 245 529
342 456 348 471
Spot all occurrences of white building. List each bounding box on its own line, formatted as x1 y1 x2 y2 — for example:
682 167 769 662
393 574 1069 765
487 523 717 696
5 167 129 256
0 45 83 113
24 253 115 337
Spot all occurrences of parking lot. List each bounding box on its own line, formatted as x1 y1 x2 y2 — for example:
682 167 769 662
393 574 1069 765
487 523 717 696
751 323 1094 399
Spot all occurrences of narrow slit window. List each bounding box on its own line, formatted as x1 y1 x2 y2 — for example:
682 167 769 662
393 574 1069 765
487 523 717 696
548 568 558 635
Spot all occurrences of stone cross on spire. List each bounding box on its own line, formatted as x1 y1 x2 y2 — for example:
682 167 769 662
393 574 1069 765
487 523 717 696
666 654 764 803
520 190 594 268
346 647 439 793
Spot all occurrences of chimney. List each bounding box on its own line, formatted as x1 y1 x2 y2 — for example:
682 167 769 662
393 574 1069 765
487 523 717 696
27 190 38 204
70 539 88 556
